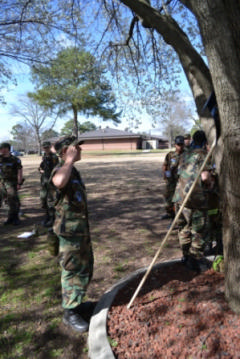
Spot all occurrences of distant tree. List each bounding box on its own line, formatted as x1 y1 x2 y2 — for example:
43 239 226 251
10 123 33 152
60 120 81 136
162 123 187 148
79 121 97 133
41 129 59 142
11 96 56 155
30 47 121 138
145 93 193 147
60 119 96 135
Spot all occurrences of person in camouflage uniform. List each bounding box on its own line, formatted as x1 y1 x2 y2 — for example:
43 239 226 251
0 142 23 225
50 136 94 333
161 135 185 220
173 130 212 272
184 133 192 150
39 141 59 227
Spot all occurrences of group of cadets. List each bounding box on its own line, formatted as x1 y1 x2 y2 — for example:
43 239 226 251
162 130 223 272
0 133 223 331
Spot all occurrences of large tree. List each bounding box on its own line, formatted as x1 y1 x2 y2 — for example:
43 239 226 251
90 0 240 313
10 123 33 152
29 47 120 137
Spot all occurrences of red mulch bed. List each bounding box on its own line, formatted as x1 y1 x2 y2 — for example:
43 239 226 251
107 262 240 358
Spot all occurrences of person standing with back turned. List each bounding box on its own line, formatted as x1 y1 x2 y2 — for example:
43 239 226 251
173 130 212 272
51 136 94 333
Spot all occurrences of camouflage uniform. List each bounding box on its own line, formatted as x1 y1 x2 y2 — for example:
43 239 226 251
39 151 59 224
51 161 93 309
0 157 7 207
205 170 223 254
163 150 181 217
0 154 22 220
173 148 211 258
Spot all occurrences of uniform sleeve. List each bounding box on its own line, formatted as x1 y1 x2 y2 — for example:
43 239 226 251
163 152 170 167
39 159 44 170
53 154 59 166
49 163 63 188
16 157 22 170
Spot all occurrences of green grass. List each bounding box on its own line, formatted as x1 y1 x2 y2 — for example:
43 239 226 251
82 149 168 157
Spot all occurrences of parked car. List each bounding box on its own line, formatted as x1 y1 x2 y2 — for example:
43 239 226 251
11 151 23 157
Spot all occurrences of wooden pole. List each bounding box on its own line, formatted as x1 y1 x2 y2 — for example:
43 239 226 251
127 140 216 309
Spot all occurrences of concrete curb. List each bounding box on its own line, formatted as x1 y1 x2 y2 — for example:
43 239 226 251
88 258 182 359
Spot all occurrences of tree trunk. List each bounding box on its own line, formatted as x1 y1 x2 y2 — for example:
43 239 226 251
72 105 79 138
36 128 42 156
184 0 240 313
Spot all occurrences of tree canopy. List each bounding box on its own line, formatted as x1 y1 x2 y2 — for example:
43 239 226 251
60 119 97 136
29 47 121 137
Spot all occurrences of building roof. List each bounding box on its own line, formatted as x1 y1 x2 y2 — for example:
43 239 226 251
78 127 142 140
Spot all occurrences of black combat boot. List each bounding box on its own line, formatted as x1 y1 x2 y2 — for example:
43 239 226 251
63 308 89 333
4 217 14 225
42 214 50 227
181 244 191 264
73 301 97 322
4 214 14 225
185 255 212 273
160 213 172 220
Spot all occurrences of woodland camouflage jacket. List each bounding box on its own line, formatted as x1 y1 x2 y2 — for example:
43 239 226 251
163 150 182 182
173 148 212 209
51 162 90 239
0 154 22 184
39 152 59 179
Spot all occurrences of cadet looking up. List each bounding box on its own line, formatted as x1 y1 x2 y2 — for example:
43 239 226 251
50 136 94 333
39 141 59 227
0 142 23 225
173 130 212 272
161 135 185 220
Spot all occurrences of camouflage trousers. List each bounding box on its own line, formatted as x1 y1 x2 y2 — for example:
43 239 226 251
206 209 222 244
0 182 7 208
40 180 56 218
4 182 20 217
58 234 94 309
164 179 177 216
176 204 208 258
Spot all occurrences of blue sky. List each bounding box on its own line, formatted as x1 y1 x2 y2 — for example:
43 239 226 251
0 61 195 142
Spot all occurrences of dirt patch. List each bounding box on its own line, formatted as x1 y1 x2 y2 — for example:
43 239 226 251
108 263 240 359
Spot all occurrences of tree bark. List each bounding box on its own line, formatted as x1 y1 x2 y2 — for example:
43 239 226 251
182 0 240 313
72 105 79 138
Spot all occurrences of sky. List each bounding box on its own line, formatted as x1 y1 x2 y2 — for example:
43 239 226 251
0 66 195 142
0 53 195 141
